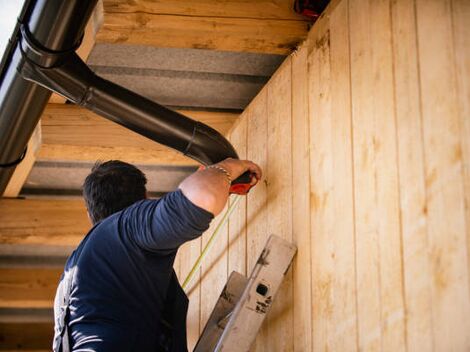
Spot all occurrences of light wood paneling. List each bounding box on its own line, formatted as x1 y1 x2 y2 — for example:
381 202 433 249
347 1 382 348
176 238 202 351
451 0 470 309
200 0 470 350
416 0 470 349
0 268 61 309
3 1 470 350
98 1 309 54
199 204 229 336
103 0 306 21
391 0 433 350
228 119 248 276
308 1 357 349
0 199 88 246
246 90 269 352
326 2 357 349
349 0 405 350
291 43 312 352
266 57 293 352
39 104 238 165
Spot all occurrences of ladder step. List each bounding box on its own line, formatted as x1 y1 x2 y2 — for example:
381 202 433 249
194 272 248 351
194 235 297 352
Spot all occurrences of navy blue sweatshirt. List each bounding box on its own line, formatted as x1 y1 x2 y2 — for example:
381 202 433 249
53 189 213 351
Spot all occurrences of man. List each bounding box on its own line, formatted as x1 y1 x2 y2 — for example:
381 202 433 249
53 158 262 352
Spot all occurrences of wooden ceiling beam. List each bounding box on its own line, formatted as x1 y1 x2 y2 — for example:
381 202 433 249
0 198 88 247
38 104 238 165
97 0 310 54
0 268 61 309
0 322 52 351
3 124 42 198
103 0 307 20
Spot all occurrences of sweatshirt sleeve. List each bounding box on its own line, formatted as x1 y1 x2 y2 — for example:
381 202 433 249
122 189 214 253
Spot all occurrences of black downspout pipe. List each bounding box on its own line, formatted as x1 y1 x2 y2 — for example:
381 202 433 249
0 0 241 196
18 46 239 166
0 0 98 194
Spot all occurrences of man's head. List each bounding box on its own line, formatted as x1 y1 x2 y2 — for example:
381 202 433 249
83 160 147 224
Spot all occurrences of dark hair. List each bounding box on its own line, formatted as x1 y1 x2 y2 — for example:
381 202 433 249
83 160 147 224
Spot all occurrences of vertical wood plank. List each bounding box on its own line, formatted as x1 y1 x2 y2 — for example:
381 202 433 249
177 238 202 351
308 2 358 348
246 90 269 352
228 117 248 277
391 0 434 350
349 0 406 350
199 208 229 337
416 0 470 349
348 0 382 348
450 0 470 306
329 1 358 349
369 0 407 347
266 57 293 352
308 17 334 351
291 44 312 352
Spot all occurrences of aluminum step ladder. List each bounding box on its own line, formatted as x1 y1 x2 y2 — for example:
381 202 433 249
194 235 297 352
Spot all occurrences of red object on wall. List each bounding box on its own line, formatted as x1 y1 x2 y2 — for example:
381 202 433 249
294 0 330 20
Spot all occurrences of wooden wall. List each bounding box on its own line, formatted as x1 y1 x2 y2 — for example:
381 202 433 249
176 0 470 350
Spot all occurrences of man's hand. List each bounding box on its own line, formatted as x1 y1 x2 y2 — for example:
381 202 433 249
216 158 262 186
179 158 263 216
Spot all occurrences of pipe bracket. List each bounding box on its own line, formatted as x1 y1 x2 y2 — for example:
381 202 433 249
19 24 83 68
0 147 28 168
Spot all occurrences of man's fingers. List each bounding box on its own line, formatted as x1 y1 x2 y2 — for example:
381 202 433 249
219 158 262 182
244 161 262 182
250 176 259 186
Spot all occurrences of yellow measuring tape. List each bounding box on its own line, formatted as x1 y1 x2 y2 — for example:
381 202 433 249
182 195 242 291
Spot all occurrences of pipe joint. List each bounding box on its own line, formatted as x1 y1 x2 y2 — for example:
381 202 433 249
19 24 83 69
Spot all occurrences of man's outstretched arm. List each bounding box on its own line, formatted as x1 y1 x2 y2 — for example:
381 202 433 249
179 158 262 216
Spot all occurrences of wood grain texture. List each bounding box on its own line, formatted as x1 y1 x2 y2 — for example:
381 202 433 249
188 0 470 349
0 199 88 246
266 57 293 352
3 124 42 198
228 119 248 276
199 204 229 337
348 0 381 348
291 43 312 352
391 0 433 350
308 1 357 350
327 3 357 349
97 12 309 55
4 1 470 350
176 238 202 351
38 144 194 166
39 104 238 165
416 0 470 349
103 0 306 21
245 90 269 352
0 268 61 309
349 0 406 350
308 24 331 351
450 0 470 310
